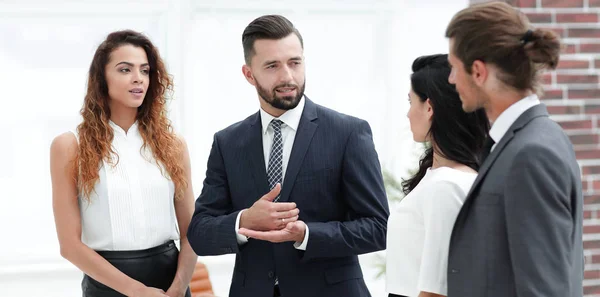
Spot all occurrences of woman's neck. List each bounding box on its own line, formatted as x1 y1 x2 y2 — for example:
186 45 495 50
431 149 476 174
109 103 138 134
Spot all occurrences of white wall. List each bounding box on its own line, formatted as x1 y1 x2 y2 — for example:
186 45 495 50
0 0 467 296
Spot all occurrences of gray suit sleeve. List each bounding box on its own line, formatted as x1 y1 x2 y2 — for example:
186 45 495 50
504 145 575 297
303 120 389 260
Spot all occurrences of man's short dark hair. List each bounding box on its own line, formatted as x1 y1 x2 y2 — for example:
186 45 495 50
242 15 304 65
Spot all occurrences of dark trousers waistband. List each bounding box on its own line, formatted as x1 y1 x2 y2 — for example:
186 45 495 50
96 240 176 260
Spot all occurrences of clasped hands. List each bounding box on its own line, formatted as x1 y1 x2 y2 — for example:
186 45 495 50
238 184 306 244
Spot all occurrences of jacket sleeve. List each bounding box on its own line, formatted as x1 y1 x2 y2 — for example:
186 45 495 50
187 133 241 256
302 120 390 261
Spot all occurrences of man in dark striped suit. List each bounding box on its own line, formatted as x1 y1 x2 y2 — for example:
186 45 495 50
187 14 389 297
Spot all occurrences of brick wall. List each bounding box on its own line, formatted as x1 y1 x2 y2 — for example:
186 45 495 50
470 0 600 295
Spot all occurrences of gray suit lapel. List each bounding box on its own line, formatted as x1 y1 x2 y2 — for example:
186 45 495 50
465 104 550 201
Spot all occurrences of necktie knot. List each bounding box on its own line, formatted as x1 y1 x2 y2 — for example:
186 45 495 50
271 119 283 131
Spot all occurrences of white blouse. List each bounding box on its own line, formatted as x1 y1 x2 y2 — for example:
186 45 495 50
386 167 477 297
72 121 179 251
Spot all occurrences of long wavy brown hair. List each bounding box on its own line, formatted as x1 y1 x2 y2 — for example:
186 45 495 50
75 30 186 202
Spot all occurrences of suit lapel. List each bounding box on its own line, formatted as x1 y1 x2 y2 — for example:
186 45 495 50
248 112 270 195
463 104 550 204
278 98 319 202
464 131 514 198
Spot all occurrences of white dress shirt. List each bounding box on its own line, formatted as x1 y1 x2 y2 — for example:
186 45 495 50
73 121 180 251
386 167 477 296
489 94 540 151
234 97 309 250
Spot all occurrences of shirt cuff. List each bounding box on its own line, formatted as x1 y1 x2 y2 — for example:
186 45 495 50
235 209 249 245
293 222 309 250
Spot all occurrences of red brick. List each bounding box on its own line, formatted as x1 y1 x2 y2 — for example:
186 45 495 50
541 27 565 38
568 89 600 99
583 180 590 192
526 13 552 23
569 133 598 145
593 254 600 264
577 149 600 159
548 105 583 115
582 165 600 174
563 43 577 54
595 59 600 69
542 73 554 85
580 43 600 53
557 119 593 130
587 194 600 204
568 28 600 38
514 0 537 7
584 239 600 249
584 284 600 295
585 269 600 279
557 74 598 84
585 105 600 114
542 0 584 7
585 225 600 234
541 88 564 99
585 210 593 219
591 0 600 7
557 59 590 69
594 180 600 191
557 13 599 23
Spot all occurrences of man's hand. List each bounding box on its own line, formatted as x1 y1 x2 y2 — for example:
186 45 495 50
238 220 306 243
130 286 169 297
165 283 186 297
240 184 299 231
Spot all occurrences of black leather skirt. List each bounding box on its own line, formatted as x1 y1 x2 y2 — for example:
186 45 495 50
81 240 191 297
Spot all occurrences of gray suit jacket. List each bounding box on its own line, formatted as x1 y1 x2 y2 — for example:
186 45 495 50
447 104 584 297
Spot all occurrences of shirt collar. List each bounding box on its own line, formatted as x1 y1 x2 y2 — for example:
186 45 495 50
260 96 305 134
109 120 139 137
489 93 540 144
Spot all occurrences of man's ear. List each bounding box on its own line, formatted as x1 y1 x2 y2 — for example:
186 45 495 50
471 60 488 87
242 64 256 86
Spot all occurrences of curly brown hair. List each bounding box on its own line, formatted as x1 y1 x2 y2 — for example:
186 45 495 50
75 30 186 202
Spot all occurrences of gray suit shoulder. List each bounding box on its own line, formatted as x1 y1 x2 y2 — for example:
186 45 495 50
520 116 573 152
512 116 577 173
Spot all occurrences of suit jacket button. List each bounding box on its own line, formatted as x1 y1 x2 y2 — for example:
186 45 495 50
451 269 459 274
268 271 274 278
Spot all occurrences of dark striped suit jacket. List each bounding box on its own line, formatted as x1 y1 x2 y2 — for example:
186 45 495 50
188 97 389 297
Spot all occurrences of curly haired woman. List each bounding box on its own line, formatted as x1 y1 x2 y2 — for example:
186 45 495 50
50 30 197 297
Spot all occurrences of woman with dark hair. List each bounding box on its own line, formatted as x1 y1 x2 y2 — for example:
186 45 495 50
385 54 489 297
50 30 197 297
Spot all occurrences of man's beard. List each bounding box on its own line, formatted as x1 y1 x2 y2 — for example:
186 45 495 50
460 79 486 113
256 80 306 111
